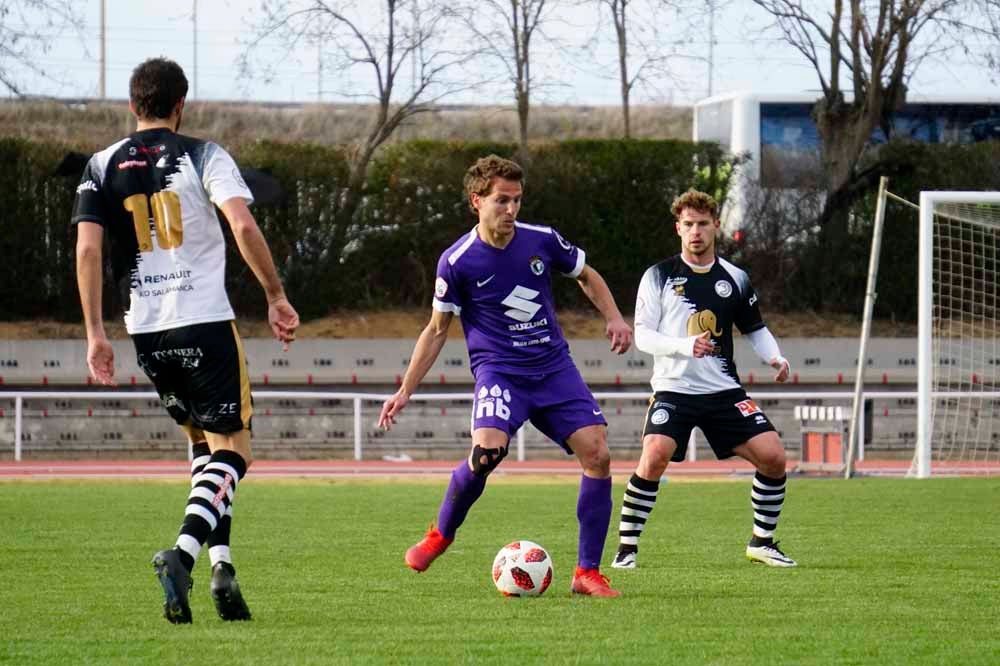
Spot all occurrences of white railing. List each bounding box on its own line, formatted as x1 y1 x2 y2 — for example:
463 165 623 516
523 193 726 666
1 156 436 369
0 389 917 463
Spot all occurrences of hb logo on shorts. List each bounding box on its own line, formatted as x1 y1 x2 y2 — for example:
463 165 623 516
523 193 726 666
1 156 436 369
476 384 511 421
735 399 761 417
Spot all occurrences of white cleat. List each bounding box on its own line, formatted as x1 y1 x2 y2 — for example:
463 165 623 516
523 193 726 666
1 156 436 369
746 541 797 567
611 549 637 569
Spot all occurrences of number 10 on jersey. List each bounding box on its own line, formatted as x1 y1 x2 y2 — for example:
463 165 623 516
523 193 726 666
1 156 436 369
124 191 183 251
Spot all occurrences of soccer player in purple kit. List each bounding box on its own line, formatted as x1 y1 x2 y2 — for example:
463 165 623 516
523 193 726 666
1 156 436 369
378 155 633 597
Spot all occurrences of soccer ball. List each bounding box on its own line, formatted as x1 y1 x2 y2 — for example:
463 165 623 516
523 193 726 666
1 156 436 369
491 540 553 597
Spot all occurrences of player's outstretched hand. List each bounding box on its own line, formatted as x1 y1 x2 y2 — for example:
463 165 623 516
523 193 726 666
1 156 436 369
378 389 410 431
771 357 790 382
606 317 633 354
87 336 116 386
268 297 300 351
692 331 714 358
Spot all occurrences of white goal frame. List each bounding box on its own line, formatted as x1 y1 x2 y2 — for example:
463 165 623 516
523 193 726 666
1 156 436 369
917 191 1000 478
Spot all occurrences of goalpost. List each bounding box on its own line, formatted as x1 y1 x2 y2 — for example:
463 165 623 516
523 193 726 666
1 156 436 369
915 191 1000 478
848 188 1000 478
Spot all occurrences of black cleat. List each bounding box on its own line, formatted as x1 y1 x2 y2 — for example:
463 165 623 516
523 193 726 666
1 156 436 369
210 562 252 621
152 548 193 624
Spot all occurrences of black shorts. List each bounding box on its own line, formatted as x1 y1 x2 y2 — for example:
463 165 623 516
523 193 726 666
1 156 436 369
132 320 252 434
641 388 776 462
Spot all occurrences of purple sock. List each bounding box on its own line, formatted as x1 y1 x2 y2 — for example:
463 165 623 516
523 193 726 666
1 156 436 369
436 462 486 539
577 475 613 569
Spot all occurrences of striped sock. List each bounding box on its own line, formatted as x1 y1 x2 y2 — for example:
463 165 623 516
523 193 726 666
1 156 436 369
174 449 247 571
207 508 233 566
190 441 234 566
750 471 786 544
618 473 660 553
190 441 211 485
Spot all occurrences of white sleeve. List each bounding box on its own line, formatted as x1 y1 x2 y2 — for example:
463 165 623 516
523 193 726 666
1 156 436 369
202 143 254 207
745 326 786 365
633 266 699 358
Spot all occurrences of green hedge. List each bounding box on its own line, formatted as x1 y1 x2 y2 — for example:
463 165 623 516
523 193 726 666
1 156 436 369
0 137 725 321
6 133 996 326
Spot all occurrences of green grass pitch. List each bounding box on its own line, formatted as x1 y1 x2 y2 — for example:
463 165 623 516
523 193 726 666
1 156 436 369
1 476 997 664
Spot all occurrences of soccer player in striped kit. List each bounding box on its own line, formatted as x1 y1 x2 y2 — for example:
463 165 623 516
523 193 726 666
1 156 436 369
73 58 299 623
611 189 797 570
378 155 633 596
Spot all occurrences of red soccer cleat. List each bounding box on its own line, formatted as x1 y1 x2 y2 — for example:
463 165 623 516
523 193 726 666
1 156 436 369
404 526 454 572
570 566 621 597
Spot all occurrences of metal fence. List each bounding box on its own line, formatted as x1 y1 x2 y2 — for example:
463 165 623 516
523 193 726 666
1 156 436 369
0 389 923 463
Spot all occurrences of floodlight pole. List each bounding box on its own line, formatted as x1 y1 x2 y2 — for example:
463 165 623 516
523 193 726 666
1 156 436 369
845 176 889 478
192 0 198 100
99 0 106 98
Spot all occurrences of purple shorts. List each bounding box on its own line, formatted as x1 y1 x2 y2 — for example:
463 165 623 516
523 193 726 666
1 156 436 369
471 363 607 453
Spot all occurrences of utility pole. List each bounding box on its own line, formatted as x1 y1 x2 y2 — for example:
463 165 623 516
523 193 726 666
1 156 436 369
707 0 715 98
99 0 106 98
192 0 198 99
317 36 322 102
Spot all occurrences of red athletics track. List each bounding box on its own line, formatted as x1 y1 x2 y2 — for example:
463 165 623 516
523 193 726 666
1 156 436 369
0 459 997 479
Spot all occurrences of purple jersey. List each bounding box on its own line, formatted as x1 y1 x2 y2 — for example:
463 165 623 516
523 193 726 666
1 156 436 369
434 221 586 376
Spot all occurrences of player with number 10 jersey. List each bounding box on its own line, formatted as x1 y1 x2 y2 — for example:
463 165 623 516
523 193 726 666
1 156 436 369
72 58 298 624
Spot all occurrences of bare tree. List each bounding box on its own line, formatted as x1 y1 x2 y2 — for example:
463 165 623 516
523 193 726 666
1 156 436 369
751 0 965 232
979 0 1000 79
455 0 561 154
0 0 80 96
243 0 471 224
597 0 702 139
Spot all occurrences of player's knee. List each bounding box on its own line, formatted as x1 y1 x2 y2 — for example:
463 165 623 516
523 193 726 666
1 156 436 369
642 436 674 468
470 443 508 478
757 444 786 477
578 443 611 476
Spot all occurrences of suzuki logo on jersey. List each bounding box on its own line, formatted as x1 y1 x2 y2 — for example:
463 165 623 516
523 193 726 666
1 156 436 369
475 384 512 420
502 285 542 322
735 399 762 417
749 293 758 307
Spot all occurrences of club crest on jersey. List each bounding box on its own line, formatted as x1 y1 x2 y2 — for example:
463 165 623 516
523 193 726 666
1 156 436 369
735 399 761 417
687 309 722 337
529 256 545 275
434 277 448 298
665 276 687 296
715 280 733 298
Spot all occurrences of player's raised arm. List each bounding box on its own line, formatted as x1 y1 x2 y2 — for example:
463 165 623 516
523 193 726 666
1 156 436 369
575 264 632 354
75 221 116 385
218 197 299 349
378 308 453 430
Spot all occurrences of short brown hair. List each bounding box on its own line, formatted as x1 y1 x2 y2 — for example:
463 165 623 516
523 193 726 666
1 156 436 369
671 189 719 219
129 58 188 120
463 155 524 213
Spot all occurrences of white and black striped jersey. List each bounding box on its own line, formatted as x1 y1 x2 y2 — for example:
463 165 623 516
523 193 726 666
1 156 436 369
71 128 252 334
634 254 765 393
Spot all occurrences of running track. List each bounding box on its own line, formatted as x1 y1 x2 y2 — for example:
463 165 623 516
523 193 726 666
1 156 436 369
0 459 997 479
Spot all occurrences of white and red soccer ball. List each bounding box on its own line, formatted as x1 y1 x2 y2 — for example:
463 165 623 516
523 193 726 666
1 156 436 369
492 540 553 597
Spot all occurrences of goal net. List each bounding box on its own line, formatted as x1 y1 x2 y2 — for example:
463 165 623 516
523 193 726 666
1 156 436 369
916 192 1000 477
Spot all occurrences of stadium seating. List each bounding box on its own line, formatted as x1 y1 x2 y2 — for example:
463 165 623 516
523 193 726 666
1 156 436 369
0 337 922 386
